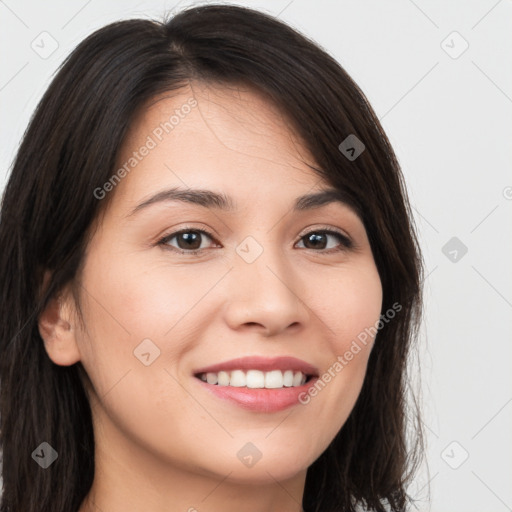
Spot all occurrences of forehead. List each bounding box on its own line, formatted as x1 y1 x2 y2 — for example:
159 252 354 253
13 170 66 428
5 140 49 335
96 83 368 228
106 82 353 218
124 81 316 166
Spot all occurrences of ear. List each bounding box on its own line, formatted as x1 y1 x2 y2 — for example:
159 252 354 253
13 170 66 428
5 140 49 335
38 275 81 366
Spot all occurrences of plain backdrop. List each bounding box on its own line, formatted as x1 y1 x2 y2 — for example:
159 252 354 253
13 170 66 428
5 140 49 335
1 1 511 511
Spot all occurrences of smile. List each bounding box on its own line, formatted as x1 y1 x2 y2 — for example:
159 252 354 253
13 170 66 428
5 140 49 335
193 356 319 412
196 369 310 388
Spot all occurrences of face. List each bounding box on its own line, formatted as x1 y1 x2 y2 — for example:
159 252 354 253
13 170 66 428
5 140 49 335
63 83 382 485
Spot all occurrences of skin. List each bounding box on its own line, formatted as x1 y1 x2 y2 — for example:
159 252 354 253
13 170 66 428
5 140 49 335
39 82 383 512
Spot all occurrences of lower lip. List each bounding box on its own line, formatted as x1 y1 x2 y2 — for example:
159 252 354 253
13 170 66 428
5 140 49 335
194 377 319 412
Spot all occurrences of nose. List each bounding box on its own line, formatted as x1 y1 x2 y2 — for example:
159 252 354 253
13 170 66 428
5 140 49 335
222 244 310 337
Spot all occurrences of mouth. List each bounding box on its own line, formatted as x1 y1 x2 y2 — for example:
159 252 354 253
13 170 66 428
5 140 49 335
192 356 319 412
194 369 314 388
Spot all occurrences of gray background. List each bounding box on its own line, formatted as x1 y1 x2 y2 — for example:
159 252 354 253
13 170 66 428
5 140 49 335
1 1 511 510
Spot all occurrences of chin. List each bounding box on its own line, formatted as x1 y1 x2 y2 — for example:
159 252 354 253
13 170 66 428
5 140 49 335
200 445 314 484
225 462 309 484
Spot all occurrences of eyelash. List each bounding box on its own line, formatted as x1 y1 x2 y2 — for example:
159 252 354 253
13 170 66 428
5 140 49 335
157 226 353 255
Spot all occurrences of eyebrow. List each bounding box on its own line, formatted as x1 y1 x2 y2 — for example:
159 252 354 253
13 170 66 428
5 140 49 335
127 186 359 217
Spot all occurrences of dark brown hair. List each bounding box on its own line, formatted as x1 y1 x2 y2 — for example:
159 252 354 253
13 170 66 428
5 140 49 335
0 5 423 511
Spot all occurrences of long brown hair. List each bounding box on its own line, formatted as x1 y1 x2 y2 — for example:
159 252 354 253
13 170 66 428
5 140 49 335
0 5 423 511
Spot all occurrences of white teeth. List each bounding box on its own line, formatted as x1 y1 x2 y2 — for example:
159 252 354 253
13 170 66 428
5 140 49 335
246 370 265 388
265 370 283 388
229 370 246 387
198 369 309 388
217 371 230 386
283 370 294 387
293 371 304 387
206 372 218 385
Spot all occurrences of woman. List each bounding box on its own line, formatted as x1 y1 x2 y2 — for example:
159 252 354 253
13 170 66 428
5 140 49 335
0 4 424 511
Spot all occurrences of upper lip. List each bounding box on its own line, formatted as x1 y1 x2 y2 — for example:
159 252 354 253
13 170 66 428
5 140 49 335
194 356 319 377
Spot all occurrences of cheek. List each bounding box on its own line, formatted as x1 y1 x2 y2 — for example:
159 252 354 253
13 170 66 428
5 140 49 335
74 245 231 408
321 260 383 355
78 247 213 345
296 261 382 446
328 262 382 393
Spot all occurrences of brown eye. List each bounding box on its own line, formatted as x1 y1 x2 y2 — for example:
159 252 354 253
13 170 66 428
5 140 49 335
159 229 216 254
158 227 352 256
297 230 353 252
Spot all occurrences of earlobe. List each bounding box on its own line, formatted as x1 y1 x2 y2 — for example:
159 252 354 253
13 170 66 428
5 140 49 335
38 286 82 366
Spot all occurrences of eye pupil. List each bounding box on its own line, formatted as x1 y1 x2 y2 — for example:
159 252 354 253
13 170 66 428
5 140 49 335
304 233 326 249
178 232 201 250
